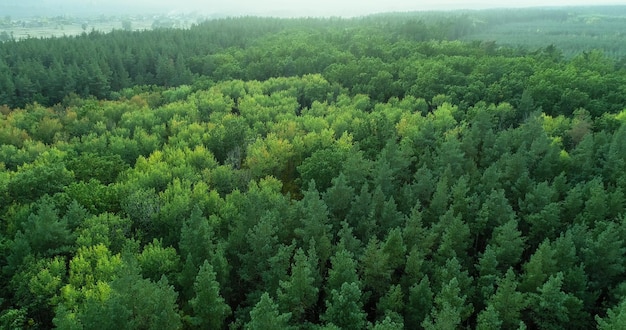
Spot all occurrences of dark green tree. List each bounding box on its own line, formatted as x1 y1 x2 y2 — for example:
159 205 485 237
189 260 231 329
405 276 433 329
529 272 585 330
277 248 319 323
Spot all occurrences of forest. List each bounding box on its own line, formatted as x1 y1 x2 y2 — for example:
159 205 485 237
1 7 626 330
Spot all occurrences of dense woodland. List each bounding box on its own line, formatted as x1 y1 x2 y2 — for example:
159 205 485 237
1 8 626 330
461 6 626 59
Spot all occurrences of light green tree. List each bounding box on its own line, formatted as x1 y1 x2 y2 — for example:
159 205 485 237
322 282 367 330
246 293 292 330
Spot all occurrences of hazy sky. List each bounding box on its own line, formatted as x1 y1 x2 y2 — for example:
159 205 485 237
122 0 626 15
6 0 626 17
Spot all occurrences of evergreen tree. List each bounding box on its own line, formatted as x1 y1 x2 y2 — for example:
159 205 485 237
382 228 407 272
376 284 404 322
371 316 404 330
295 181 333 267
189 260 231 329
326 247 360 295
422 277 468 330
405 276 433 329
321 282 367 330
246 293 292 330
489 269 527 329
323 173 355 222
529 272 585 329
597 299 626 330
476 305 503 330
179 205 214 267
489 219 525 273
476 245 500 303
277 248 319 322
360 238 392 298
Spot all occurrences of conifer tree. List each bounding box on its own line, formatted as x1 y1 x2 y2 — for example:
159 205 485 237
597 299 626 330
405 276 433 329
489 269 527 329
246 293 292 330
277 248 319 322
322 282 367 330
190 260 231 329
326 247 359 295
179 205 214 267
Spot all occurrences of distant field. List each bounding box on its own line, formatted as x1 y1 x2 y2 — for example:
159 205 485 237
0 13 202 41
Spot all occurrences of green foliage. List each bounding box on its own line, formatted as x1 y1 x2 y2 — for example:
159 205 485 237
298 148 346 192
422 277 469 329
246 293 292 330
277 248 319 323
78 273 181 330
75 213 131 253
326 248 359 295
66 153 129 185
529 272 585 329
360 238 392 298
597 299 626 330
7 149 74 203
405 276 433 329
476 305 502 330
189 260 231 329
179 206 214 267
137 238 181 282
488 269 527 329
322 282 367 330
2 10 626 329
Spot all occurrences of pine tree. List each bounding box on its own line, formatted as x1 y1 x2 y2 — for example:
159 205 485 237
179 205 213 267
422 277 467 330
190 260 231 329
295 181 333 267
277 248 319 322
489 219 525 273
597 299 626 330
405 276 433 329
434 209 471 266
323 173 355 222
326 247 359 295
382 228 407 272
22 197 74 257
376 284 404 322
321 282 367 330
476 245 499 303
529 272 584 329
336 221 363 256
489 269 527 329
360 238 392 297
371 316 404 330
246 293 292 330
582 221 625 295
520 240 558 293
476 305 503 330
348 184 375 241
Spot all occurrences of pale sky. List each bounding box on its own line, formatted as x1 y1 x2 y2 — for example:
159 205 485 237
7 0 626 17
131 0 626 15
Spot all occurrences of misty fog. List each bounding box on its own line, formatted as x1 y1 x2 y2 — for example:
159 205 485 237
3 0 626 18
